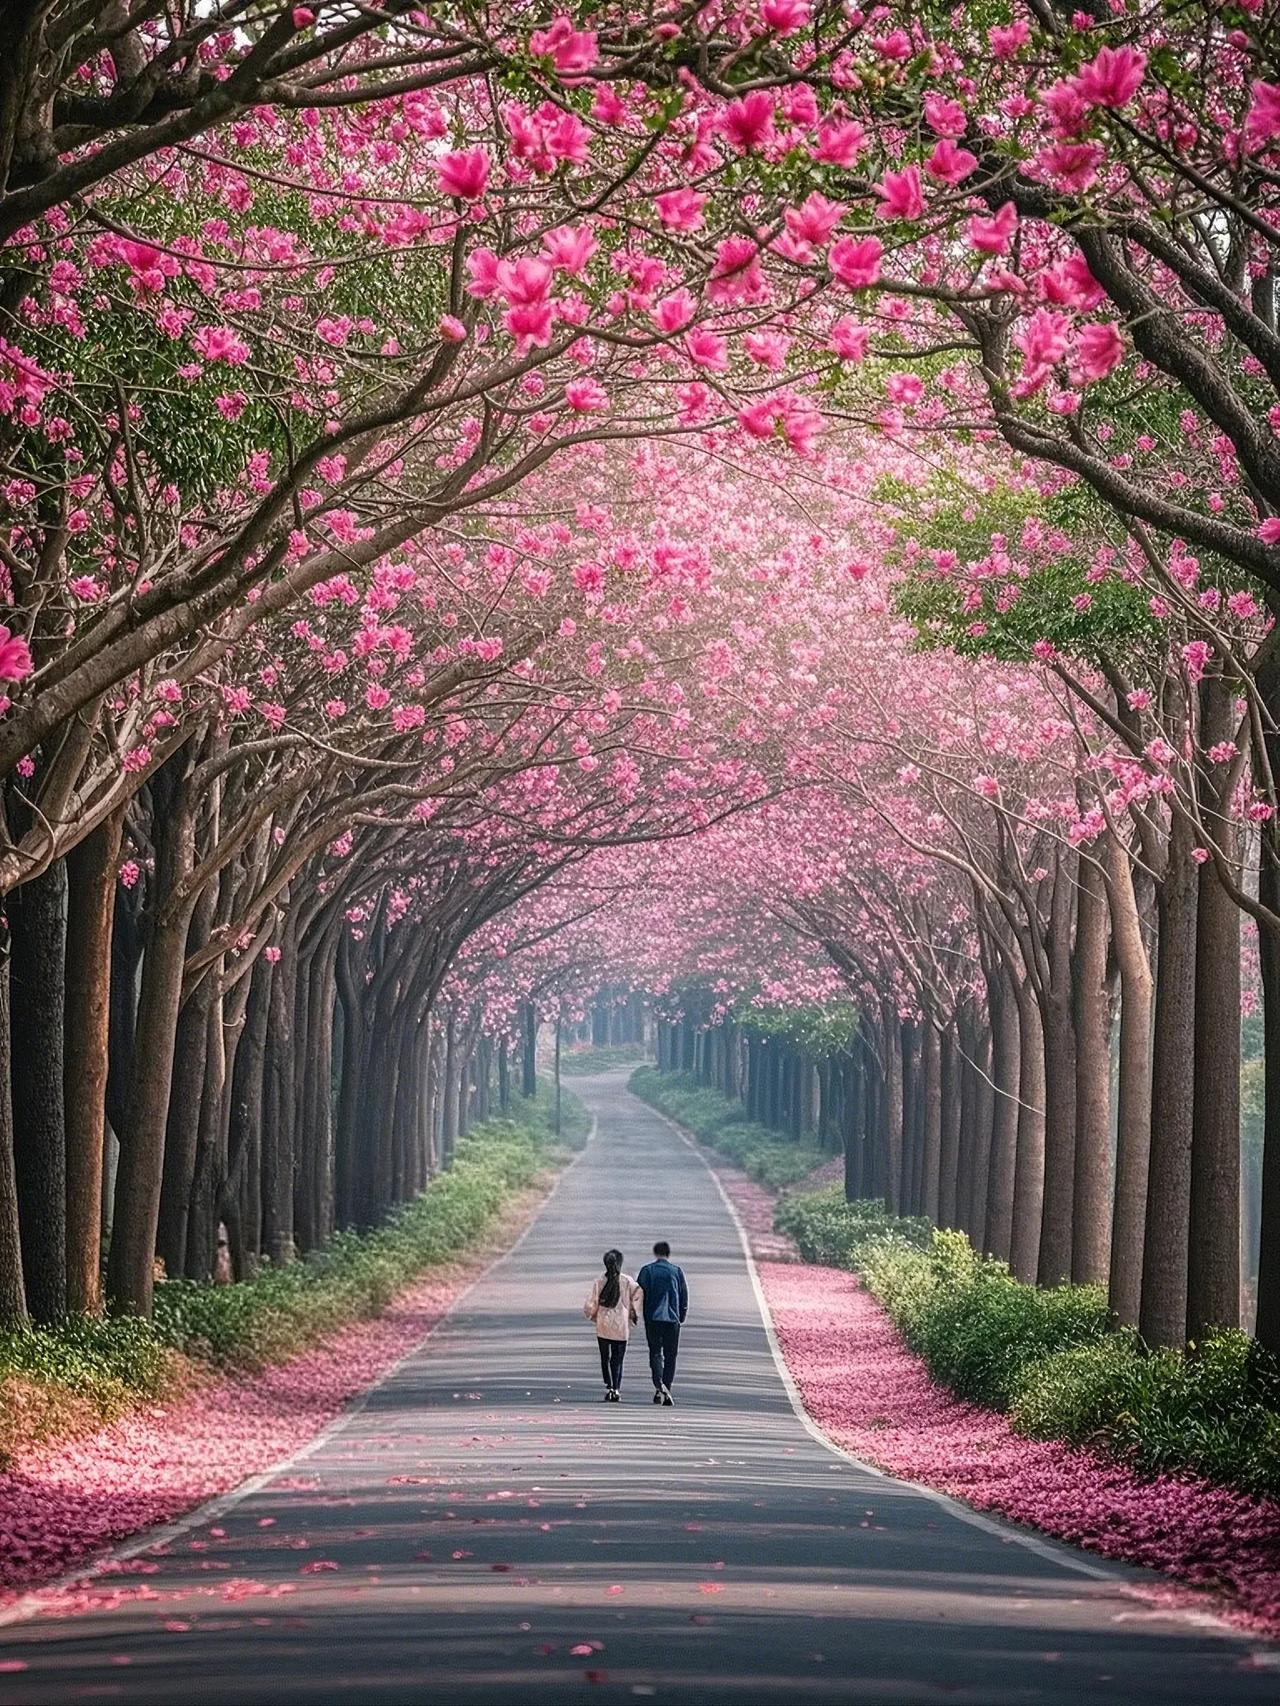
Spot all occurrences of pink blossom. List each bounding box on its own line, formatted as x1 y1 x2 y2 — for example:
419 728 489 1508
1258 517 1280 544
1035 141 1104 191
542 224 598 275
1073 45 1147 110
830 318 870 361
437 314 467 343
708 236 765 303
784 192 846 247
738 400 779 440
0 624 33 682
923 93 967 138
968 201 1017 255
720 91 776 153
925 138 977 185
529 17 597 76
813 119 867 167
654 189 707 231
760 0 810 35
684 329 729 372
875 166 925 222
564 377 609 412
1074 321 1124 382
1247 81 1280 149
828 235 883 290
1182 639 1212 683
973 773 1000 799
988 20 1030 57
653 290 696 333
192 325 250 365
118 860 140 889
435 147 490 201
1016 307 1071 377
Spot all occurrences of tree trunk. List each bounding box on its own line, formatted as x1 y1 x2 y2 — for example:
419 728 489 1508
1140 808 1199 1348
107 757 199 1317
1189 857 1241 1340
1257 824 1280 1357
1106 832 1154 1327
984 967 1020 1264
1010 971 1046 1286
63 813 122 1314
156 975 209 1280
1038 865 1078 1287
882 1013 903 1213
938 1026 961 1229
0 957 26 1324
9 849 68 1321
1071 848 1113 1286
921 1023 942 1223
263 926 299 1263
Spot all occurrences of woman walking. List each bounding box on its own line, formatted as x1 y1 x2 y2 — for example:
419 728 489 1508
583 1248 640 1401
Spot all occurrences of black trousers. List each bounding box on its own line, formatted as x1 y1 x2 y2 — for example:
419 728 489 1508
645 1320 680 1390
597 1337 627 1390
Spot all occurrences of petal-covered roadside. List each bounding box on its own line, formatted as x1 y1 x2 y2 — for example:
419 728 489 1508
0 1200 541 1611
752 1245 1280 1642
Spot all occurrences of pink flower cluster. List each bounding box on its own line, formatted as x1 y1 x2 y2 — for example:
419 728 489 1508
757 1258 1280 1641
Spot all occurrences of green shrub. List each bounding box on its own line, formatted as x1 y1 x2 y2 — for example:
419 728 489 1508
1011 1329 1280 1497
904 1251 1109 1411
776 1186 931 1267
629 1066 826 1185
780 1177 1280 1499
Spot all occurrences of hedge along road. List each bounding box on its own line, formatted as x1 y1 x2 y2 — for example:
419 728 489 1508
0 1071 1275 1704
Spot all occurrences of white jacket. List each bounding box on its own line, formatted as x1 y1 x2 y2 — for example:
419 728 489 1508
583 1273 641 1342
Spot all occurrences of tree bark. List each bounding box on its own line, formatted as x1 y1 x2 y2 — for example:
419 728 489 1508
1257 816 1280 1358
1071 847 1113 1287
63 812 122 1314
1140 808 1199 1348
1188 866 1241 1337
1037 865 1078 1288
938 1026 961 1228
1010 970 1046 1285
984 965 1020 1264
1106 832 1154 1327
921 1022 943 1223
0 956 26 1324
8 847 68 1320
107 758 197 1316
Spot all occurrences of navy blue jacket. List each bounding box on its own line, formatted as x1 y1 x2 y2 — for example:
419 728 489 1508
636 1257 688 1324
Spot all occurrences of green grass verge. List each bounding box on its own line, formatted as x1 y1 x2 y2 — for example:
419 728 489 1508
0 1084 583 1466
629 1065 826 1189
781 1185 1280 1498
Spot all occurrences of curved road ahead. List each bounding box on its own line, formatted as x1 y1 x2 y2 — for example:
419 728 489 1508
1 1073 1274 1703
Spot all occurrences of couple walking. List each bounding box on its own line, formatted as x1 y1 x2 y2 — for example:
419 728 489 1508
583 1241 688 1406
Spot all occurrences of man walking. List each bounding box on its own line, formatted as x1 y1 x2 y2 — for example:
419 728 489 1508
636 1240 688 1406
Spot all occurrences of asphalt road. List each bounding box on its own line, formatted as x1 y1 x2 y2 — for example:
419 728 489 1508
0 1071 1274 1703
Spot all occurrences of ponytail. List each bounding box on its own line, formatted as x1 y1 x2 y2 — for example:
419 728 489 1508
598 1248 622 1310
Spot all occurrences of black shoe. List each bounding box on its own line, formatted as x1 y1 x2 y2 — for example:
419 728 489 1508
661 1386 675 1407
609 1389 621 1402
603 1388 615 1402
652 1389 663 1404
